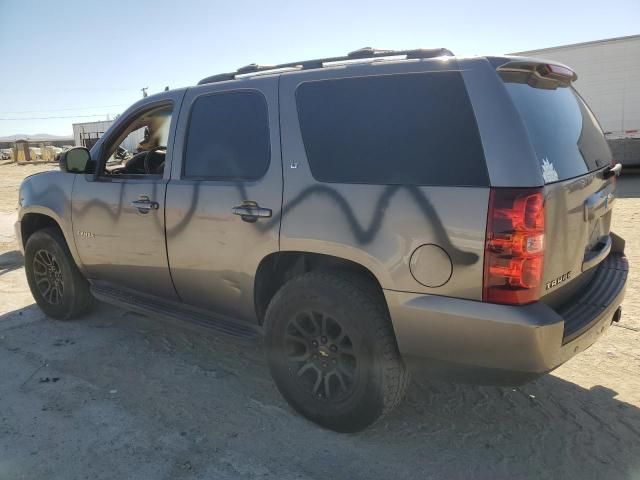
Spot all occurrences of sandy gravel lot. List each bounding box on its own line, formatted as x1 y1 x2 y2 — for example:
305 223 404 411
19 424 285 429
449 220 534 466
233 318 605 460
1 162 639 480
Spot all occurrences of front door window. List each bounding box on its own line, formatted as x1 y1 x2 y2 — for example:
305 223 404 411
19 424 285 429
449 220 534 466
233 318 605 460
102 105 173 176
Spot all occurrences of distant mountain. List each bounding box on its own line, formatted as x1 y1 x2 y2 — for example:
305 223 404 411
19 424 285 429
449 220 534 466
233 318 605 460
0 133 73 142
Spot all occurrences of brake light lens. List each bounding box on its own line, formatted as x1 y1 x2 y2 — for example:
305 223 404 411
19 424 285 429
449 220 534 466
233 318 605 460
483 188 545 305
545 63 575 79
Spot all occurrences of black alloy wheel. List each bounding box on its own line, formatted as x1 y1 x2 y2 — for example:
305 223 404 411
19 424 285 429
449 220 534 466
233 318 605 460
284 310 358 402
24 228 95 320
32 249 65 305
265 271 410 432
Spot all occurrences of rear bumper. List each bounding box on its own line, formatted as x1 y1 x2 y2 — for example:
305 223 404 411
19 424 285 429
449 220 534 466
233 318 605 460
385 252 628 385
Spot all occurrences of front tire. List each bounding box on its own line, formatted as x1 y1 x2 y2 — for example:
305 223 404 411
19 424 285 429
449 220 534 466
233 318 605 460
24 228 95 320
265 271 409 432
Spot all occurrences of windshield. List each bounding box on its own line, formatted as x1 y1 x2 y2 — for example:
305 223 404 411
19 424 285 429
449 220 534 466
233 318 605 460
503 81 611 183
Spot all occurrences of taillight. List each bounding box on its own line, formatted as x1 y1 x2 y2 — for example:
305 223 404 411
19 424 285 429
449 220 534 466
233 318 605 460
483 188 545 305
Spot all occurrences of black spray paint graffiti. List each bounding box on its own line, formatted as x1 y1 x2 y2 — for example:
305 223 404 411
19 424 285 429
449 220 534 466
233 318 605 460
165 180 479 266
22 171 479 267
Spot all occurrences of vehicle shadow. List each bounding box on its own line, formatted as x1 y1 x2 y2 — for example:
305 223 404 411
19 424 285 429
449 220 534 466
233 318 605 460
120 309 640 479
1 303 638 480
371 368 640 478
0 250 23 277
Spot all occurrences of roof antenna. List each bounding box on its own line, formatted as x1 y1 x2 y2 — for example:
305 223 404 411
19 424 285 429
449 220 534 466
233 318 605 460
141 87 148 98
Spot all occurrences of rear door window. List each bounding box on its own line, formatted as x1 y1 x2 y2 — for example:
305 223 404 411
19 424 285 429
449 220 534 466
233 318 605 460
503 82 611 183
183 91 270 180
295 72 488 186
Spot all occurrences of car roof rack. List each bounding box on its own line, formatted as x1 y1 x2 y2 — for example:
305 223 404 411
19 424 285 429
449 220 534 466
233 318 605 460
197 47 454 85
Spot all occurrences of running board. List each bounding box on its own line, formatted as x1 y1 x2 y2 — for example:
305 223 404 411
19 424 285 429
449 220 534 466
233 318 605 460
91 285 260 339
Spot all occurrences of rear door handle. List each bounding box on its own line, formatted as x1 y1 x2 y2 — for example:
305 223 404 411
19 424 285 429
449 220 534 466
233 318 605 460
232 202 272 222
130 196 159 212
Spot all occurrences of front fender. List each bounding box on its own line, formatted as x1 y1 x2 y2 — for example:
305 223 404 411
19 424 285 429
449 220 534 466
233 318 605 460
18 171 84 272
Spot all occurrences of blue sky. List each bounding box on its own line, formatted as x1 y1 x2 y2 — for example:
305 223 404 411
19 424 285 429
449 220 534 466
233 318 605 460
0 0 638 136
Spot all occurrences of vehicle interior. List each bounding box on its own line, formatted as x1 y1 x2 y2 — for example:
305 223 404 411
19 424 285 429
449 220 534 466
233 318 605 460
103 106 172 176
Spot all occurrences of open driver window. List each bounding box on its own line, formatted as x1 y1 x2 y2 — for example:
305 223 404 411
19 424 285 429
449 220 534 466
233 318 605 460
102 105 173 177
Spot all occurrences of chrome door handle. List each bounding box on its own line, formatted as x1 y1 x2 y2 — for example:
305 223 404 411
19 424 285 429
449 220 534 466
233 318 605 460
232 202 272 223
130 196 159 212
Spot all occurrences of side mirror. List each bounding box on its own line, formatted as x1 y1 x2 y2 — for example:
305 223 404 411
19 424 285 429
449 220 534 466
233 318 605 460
59 147 91 173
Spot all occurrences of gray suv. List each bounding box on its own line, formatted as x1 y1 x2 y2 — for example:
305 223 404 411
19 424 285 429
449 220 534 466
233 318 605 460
16 48 628 432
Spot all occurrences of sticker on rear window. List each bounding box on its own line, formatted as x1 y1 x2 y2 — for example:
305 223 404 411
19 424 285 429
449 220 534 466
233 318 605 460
541 157 559 183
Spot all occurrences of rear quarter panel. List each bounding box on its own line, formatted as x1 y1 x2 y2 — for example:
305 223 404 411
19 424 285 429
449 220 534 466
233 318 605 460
279 60 489 299
458 57 544 187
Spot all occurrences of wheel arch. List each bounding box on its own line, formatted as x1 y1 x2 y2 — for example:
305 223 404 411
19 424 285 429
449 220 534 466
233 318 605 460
19 209 84 273
254 251 387 325
21 211 62 244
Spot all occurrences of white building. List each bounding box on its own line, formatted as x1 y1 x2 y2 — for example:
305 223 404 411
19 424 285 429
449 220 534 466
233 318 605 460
73 119 143 152
72 120 114 150
512 34 640 165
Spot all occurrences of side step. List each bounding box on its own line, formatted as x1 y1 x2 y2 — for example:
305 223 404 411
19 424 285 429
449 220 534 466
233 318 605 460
91 285 260 339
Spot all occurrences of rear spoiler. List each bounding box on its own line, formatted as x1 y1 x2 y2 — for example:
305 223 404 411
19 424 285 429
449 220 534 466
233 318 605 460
495 59 577 89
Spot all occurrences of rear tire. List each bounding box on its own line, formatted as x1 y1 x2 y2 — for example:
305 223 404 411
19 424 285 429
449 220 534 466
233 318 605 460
264 271 409 432
24 227 95 320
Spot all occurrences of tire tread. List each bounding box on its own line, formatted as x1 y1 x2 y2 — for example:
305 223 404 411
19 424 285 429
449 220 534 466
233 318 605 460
265 270 409 431
25 227 95 320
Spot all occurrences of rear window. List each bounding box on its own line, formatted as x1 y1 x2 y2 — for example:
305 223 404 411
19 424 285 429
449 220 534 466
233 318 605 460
503 82 611 183
295 72 488 186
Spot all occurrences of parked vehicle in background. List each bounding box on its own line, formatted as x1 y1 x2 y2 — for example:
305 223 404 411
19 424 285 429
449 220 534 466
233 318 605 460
513 34 640 167
15 48 628 432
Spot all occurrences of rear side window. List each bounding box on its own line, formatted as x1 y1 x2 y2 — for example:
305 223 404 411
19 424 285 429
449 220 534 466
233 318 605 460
295 72 488 186
184 91 270 180
503 82 611 183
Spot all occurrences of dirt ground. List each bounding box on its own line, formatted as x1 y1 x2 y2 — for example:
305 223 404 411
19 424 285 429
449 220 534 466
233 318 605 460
1 162 639 480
